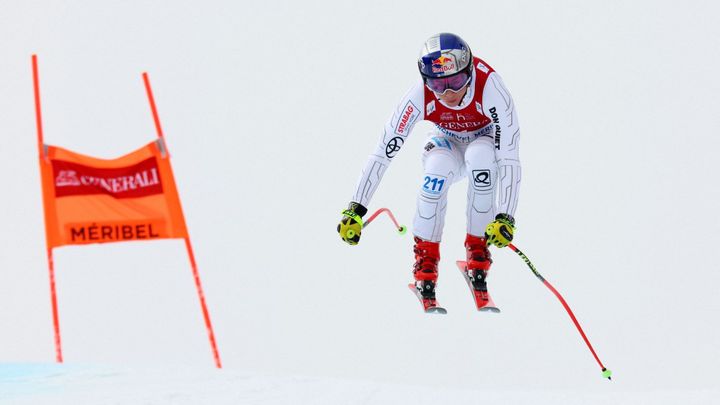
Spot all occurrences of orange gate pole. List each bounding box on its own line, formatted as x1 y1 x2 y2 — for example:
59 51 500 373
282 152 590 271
142 72 222 368
32 54 64 363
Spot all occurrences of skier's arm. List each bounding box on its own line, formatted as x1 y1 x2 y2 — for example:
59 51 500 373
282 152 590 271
338 82 424 245
350 82 425 207
483 72 521 218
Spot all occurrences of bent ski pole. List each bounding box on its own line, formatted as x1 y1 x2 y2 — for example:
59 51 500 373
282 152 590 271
346 208 407 241
508 243 612 381
363 208 407 233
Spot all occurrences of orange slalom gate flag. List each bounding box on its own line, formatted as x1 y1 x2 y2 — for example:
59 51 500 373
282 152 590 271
39 139 188 249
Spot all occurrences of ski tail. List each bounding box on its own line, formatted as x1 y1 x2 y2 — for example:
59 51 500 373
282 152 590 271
408 284 447 314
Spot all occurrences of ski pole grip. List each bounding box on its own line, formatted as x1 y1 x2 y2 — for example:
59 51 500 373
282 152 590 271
341 209 363 226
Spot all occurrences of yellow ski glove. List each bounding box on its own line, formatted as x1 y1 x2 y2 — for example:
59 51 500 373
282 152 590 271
337 202 368 245
485 213 516 248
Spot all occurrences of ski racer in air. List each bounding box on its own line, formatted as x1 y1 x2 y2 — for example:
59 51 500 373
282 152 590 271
338 33 521 312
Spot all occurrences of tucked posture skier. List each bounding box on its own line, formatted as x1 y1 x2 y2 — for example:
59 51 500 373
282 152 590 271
337 33 521 312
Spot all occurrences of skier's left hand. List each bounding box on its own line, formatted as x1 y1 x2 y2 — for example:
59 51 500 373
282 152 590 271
485 213 515 248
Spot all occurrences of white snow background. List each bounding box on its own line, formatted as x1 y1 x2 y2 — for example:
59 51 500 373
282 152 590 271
1 0 719 403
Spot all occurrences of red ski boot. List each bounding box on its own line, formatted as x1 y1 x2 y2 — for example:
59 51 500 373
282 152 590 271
457 234 500 312
408 237 446 314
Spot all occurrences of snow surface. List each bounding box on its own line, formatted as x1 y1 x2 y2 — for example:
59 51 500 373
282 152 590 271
2 364 717 405
2 0 720 403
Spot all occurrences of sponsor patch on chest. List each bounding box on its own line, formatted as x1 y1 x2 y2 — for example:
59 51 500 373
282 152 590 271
426 100 436 116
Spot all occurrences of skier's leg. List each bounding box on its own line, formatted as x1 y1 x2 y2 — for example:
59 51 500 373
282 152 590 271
413 136 463 243
465 136 498 238
463 137 497 286
412 136 463 295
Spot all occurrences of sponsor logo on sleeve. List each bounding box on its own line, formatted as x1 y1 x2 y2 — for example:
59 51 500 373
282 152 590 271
385 136 404 158
489 106 501 150
394 101 420 136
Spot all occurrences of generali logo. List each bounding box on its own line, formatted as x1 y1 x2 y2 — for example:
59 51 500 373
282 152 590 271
55 170 81 186
432 107 491 132
52 157 164 199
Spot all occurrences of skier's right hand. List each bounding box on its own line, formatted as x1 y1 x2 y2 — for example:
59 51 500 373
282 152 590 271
337 202 368 245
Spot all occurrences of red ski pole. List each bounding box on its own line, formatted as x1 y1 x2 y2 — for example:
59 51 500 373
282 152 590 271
507 243 612 380
343 208 406 242
362 208 407 234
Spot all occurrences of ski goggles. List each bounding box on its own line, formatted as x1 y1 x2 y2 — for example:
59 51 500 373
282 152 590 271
424 72 471 94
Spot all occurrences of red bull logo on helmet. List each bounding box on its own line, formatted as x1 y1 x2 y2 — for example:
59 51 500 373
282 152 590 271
431 55 456 74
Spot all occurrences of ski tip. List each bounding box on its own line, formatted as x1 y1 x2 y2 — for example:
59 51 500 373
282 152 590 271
426 307 447 315
479 306 501 313
602 368 612 380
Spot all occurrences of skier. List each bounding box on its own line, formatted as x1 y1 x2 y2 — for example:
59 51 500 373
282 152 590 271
337 33 521 312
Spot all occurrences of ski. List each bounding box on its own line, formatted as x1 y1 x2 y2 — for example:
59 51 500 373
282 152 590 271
456 260 500 313
408 284 447 314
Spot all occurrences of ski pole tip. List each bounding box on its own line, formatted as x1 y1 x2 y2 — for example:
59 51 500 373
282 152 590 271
398 225 407 235
601 368 612 380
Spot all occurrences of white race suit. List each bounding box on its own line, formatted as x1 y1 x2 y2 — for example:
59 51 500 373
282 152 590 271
351 57 521 242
